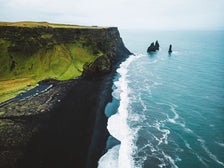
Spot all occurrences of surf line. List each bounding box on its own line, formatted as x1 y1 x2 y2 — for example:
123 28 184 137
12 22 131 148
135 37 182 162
98 54 141 168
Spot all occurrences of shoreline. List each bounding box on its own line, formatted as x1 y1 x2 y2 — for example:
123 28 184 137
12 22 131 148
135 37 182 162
86 71 115 168
0 59 129 168
18 74 114 168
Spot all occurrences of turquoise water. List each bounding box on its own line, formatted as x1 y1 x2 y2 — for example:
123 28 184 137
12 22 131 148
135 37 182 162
98 30 224 168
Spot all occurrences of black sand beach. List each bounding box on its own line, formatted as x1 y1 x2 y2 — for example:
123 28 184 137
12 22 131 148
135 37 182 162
0 66 127 168
15 73 114 168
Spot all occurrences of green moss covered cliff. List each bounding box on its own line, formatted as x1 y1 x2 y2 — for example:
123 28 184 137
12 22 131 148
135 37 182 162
0 22 131 102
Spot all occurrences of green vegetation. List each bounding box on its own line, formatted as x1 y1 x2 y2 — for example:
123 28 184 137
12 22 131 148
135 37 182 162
0 43 100 102
0 22 113 103
0 121 6 127
0 21 105 29
40 34 53 39
0 78 36 103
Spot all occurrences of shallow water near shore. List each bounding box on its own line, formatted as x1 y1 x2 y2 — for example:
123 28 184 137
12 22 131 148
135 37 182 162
98 30 224 168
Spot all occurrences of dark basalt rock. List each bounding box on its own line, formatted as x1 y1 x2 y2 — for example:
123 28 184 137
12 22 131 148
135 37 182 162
168 44 172 53
147 40 160 52
147 42 156 52
155 40 160 50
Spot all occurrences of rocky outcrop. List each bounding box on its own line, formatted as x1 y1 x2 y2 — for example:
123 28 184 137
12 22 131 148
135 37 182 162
168 44 172 53
147 40 160 52
155 40 159 50
147 42 156 52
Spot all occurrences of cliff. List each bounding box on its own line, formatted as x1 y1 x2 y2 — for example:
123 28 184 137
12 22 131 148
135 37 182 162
0 21 130 103
0 22 131 168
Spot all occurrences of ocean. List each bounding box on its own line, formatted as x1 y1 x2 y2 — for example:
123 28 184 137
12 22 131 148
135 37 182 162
98 30 224 168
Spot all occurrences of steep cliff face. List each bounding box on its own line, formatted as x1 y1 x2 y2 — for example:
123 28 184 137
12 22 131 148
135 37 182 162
0 22 131 168
0 22 131 102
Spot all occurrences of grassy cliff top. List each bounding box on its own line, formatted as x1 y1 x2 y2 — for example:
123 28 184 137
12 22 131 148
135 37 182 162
0 21 116 103
0 21 107 29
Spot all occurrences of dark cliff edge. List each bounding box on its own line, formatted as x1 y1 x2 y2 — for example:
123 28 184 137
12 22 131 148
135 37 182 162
0 22 131 168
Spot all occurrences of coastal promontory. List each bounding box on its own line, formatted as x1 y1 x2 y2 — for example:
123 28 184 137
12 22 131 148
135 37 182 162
0 22 131 168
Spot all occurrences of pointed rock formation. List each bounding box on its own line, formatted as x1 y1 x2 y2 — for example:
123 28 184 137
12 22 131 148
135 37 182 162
168 44 172 53
147 42 155 52
155 40 160 50
147 40 159 52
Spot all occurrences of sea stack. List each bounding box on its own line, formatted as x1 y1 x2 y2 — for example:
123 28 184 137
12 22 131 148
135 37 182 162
168 44 172 53
155 40 160 50
147 40 160 52
147 42 155 52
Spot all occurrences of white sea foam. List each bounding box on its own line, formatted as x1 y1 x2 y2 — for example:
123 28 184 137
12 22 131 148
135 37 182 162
158 102 179 125
152 122 170 145
175 156 182 162
138 96 147 112
176 133 209 167
162 151 179 168
172 51 179 55
98 145 120 168
158 127 170 145
158 163 166 168
168 104 179 124
147 59 158 64
198 138 224 166
156 102 197 136
98 55 141 168
184 139 192 150
215 141 224 147
111 89 121 100
195 154 209 168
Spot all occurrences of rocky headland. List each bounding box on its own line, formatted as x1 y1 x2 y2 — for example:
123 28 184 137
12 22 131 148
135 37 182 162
0 22 131 168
